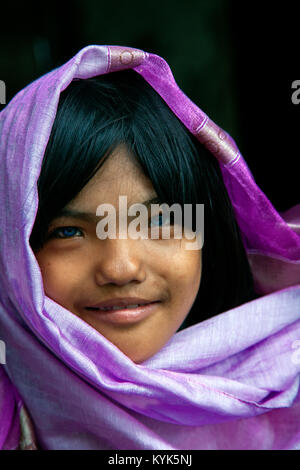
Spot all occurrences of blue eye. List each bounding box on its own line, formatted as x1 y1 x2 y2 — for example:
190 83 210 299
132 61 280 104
149 213 172 227
51 226 83 239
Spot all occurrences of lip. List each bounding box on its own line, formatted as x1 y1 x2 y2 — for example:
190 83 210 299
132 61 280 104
84 301 160 325
86 297 157 309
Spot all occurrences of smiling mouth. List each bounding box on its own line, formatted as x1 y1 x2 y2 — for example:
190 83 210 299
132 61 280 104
86 303 150 311
84 302 160 324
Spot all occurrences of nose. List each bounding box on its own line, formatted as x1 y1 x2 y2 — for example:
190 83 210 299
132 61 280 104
94 238 146 286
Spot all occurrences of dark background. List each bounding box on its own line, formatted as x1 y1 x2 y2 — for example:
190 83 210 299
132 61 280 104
0 0 298 211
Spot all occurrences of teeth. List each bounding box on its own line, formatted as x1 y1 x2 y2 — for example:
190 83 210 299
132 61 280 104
100 304 141 311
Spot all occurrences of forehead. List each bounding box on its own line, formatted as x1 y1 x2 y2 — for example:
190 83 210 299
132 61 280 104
93 145 145 183
71 144 156 207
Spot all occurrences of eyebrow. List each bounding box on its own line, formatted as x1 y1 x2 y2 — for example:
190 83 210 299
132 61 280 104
51 197 163 223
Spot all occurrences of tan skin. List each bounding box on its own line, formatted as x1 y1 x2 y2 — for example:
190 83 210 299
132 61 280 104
34 144 202 363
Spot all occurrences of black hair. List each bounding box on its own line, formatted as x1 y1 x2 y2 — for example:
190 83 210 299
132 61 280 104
29 69 256 328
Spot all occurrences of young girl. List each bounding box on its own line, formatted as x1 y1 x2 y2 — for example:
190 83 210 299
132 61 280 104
0 45 300 450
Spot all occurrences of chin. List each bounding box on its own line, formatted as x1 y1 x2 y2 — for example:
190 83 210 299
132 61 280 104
123 348 154 364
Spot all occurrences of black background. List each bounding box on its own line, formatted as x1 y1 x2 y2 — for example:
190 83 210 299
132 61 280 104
0 0 298 211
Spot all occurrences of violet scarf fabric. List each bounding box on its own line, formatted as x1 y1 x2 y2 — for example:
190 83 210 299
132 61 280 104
0 45 300 450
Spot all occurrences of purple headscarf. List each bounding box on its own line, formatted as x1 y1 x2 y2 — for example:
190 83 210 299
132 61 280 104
0 45 300 450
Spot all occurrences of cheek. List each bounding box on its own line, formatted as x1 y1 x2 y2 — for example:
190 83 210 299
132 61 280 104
163 249 202 307
35 252 80 303
176 250 202 284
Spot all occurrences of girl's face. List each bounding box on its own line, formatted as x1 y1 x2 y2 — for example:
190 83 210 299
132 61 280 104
34 144 202 363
